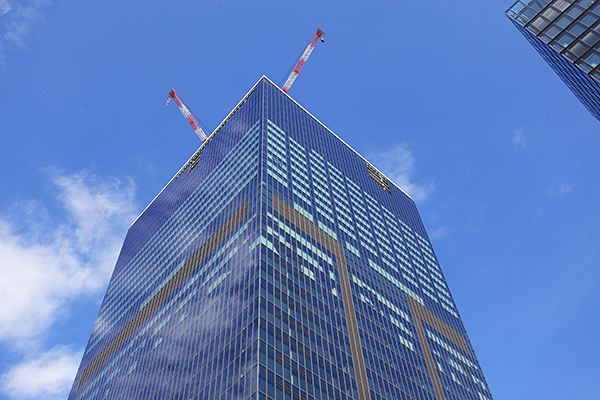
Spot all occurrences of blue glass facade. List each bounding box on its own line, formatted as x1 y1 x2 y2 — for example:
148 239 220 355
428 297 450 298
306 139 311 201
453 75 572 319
67 77 494 400
506 0 600 121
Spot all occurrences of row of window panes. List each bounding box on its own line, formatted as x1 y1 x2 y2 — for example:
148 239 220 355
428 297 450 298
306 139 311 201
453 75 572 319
85 126 260 359
93 120 259 334
525 0 600 78
508 0 595 24
264 81 488 396
91 151 259 351
268 79 474 372
353 302 429 399
261 270 351 377
79 256 260 399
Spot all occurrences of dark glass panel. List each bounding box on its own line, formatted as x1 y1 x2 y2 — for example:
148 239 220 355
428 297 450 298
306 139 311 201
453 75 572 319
568 22 587 36
557 14 575 27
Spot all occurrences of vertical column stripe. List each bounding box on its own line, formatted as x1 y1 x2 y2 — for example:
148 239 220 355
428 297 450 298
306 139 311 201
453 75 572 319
273 194 372 400
407 296 470 400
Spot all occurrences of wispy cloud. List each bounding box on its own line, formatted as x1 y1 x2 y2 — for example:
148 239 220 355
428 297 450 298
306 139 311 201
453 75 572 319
512 129 526 148
0 0 49 65
0 170 137 399
370 143 434 202
547 183 573 197
559 183 572 194
430 226 450 239
0 0 12 14
1 345 82 400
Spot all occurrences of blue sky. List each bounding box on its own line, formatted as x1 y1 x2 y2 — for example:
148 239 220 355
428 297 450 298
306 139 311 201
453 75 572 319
1 0 599 399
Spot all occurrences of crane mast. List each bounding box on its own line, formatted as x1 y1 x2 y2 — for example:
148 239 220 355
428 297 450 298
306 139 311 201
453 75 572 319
167 89 208 142
281 28 325 94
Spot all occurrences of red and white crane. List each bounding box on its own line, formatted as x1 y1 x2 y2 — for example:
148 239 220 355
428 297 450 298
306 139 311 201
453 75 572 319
167 29 324 140
281 28 325 94
166 89 208 142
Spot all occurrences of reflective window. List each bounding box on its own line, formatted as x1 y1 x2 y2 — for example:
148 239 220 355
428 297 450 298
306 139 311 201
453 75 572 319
554 0 575 11
567 4 585 18
556 31 576 46
581 30 600 45
556 14 575 28
568 22 587 36
512 1 527 13
545 24 564 37
522 6 538 20
531 15 551 31
563 49 579 60
542 5 562 19
577 59 594 71
580 12 598 25
529 0 548 11
570 40 590 56
585 50 600 66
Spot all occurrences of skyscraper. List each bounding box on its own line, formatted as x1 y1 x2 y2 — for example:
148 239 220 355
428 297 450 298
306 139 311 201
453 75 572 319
67 77 494 400
506 0 600 121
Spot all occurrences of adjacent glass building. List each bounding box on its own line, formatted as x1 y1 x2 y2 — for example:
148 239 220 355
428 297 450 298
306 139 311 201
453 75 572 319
506 0 600 121
67 77 494 400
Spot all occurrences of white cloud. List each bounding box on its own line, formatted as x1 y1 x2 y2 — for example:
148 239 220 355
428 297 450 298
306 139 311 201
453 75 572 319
430 226 450 239
0 170 137 399
0 0 49 64
558 183 572 194
512 129 526 148
0 0 12 15
547 183 574 197
0 170 137 345
1 345 81 400
370 143 433 202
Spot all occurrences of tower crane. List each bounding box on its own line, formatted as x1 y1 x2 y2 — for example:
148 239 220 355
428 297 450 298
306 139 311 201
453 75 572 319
166 89 208 142
281 28 325 94
167 29 324 140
